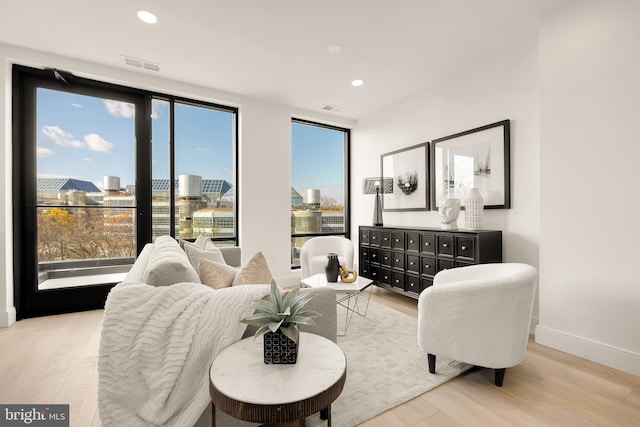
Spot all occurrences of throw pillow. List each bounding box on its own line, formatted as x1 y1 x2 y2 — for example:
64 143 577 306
198 259 239 290
184 242 226 268
232 252 273 286
198 252 273 289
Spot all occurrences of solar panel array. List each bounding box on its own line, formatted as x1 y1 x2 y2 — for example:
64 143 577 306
37 178 101 193
131 179 232 195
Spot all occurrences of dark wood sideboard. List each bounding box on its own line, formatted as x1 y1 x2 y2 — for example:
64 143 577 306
359 226 502 299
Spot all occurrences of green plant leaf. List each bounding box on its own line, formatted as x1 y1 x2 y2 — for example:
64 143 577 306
268 319 284 333
253 324 271 339
270 281 283 312
281 324 299 343
281 286 299 308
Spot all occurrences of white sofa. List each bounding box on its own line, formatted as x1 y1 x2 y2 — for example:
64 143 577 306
99 237 337 426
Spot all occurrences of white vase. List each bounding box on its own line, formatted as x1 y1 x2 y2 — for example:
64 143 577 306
465 188 484 230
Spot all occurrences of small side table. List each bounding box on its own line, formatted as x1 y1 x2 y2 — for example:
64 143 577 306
209 332 346 427
300 273 373 335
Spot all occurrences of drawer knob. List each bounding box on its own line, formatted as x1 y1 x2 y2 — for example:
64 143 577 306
373 236 377 240
425 242 430 246
384 275 389 280
410 240 414 244
395 238 400 242
443 243 449 248
395 279 400 284
461 245 468 250
410 261 415 265
395 259 400 263
424 264 430 268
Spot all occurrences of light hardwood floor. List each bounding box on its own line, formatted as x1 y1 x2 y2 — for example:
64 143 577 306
1 287 638 427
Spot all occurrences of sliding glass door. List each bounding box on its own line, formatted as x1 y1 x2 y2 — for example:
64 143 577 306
13 66 238 319
13 67 149 318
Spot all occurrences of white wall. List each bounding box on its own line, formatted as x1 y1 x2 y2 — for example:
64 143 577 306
536 0 640 376
0 42 354 326
351 37 541 322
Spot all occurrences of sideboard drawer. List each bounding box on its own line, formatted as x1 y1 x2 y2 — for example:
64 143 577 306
392 251 405 270
392 231 405 250
456 237 476 261
360 228 370 245
391 271 404 290
360 247 370 264
369 248 380 265
406 232 420 252
380 268 392 285
406 254 420 274
437 235 454 257
370 229 381 247
421 256 436 277
381 230 392 248
406 273 420 295
420 233 436 255
437 258 455 272
380 249 392 267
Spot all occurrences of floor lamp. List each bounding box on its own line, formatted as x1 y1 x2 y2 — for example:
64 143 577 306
363 177 393 226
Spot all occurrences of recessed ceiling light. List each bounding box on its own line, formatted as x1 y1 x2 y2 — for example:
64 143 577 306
327 43 342 53
351 79 365 87
137 10 157 24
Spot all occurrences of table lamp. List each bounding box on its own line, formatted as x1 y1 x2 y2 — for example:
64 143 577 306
363 177 393 226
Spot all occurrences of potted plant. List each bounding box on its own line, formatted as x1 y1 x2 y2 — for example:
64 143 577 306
241 281 321 364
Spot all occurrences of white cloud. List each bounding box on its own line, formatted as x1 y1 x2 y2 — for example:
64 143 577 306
37 147 54 158
103 100 135 118
195 147 210 152
84 133 114 153
41 125 84 148
71 103 83 108
83 158 93 162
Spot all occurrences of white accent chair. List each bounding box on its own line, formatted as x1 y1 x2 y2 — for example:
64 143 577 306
300 236 355 279
417 263 538 387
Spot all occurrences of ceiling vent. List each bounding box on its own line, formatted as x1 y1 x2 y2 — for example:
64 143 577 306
123 56 160 72
322 104 343 112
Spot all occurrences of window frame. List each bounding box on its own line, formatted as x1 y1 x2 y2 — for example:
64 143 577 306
12 65 238 319
290 118 351 269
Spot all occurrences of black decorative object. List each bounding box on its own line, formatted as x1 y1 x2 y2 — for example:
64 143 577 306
324 253 340 282
264 330 298 364
363 177 393 226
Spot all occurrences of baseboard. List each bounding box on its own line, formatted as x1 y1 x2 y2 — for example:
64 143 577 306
535 325 640 377
0 307 16 328
529 316 539 335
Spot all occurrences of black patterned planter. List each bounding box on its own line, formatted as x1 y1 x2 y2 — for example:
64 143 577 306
264 330 298 364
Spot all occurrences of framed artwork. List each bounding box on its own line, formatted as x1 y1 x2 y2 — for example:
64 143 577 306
431 120 510 209
381 142 429 211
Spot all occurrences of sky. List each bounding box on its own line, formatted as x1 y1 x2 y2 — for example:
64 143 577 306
36 87 345 203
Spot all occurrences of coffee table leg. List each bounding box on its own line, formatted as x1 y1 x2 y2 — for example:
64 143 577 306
211 402 215 427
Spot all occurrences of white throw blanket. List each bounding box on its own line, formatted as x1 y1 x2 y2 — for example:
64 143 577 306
98 281 270 427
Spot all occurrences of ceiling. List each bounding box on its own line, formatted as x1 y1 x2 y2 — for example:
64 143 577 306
1 0 570 120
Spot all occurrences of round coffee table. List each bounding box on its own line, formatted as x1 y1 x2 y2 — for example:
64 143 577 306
209 332 347 426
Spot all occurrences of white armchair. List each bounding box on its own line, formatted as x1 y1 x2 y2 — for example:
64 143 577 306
299 236 354 279
417 263 538 386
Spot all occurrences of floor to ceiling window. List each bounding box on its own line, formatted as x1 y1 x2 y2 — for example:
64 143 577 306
290 119 350 268
151 99 237 245
13 66 237 318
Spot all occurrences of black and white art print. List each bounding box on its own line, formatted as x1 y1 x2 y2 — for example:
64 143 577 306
381 143 429 211
431 120 510 209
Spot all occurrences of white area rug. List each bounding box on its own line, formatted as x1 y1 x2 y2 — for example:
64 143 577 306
307 297 471 427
